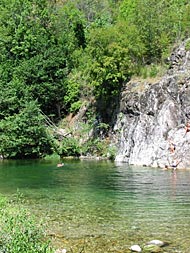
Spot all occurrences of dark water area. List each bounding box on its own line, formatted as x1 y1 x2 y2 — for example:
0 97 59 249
0 159 190 252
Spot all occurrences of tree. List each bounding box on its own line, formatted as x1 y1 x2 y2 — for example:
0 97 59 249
0 0 87 120
0 0 53 61
13 46 69 119
85 20 144 122
119 0 190 63
0 101 55 159
74 0 113 26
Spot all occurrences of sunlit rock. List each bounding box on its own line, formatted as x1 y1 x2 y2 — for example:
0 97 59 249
113 39 190 169
146 239 165 247
129 244 142 252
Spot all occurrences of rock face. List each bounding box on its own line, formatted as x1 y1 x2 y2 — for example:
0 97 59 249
114 39 190 169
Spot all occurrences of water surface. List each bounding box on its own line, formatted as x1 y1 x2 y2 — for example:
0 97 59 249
0 159 190 252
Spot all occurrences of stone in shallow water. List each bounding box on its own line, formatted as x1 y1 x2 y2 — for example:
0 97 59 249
147 240 165 247
129 244 142 252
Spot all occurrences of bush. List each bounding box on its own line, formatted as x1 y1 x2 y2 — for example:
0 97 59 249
81 138 117 159
59 137 81 157
0 195 53 253
185 39 190 51
0 101 56 159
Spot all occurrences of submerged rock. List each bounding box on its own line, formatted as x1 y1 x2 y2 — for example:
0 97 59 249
113 39 190 169
143 244 162 253
146 240 165 247
129 244 142 252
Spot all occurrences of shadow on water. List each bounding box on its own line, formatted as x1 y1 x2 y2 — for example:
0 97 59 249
0 159 190 252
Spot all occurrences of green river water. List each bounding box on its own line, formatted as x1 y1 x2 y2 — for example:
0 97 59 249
0 159 190 252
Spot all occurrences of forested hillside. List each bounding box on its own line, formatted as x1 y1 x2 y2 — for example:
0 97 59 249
0 0 190 159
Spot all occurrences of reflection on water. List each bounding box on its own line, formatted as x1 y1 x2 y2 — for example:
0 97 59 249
0 159 190 252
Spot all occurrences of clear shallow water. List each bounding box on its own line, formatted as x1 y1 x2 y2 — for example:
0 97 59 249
0 159 190 252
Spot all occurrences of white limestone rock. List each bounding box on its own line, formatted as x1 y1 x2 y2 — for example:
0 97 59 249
147 239 165 247
113 39 190 169
129 244 142 252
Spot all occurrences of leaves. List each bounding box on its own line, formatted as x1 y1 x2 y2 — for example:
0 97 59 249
0 101 55 159
0 198 53 253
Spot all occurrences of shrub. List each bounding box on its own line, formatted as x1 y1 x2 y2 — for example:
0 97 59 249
185 40 190 51
81 137 117 159
59 137 81 157
0 101 56 159
0 195 53 253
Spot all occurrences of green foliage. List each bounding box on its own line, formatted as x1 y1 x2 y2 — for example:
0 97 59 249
0 0 52 61
1 0 190 158
0 194 7 209
139 64 164 79
86 19 144 121
106 144 117 160
44 153 61 161
185 40 190 51
119 0 137 21
53 1 86 51
70 101 83 113
87 20 144 86
74 0 113 26
0 0 88 158
59 137 81 157
81 137 116 159
0 195 52 253
0 101 55 159
0 0 86 119
64 71 82 113
119 0 190 63
13 46 68 117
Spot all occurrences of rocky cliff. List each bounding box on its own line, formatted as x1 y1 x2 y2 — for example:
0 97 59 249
113 39 190 169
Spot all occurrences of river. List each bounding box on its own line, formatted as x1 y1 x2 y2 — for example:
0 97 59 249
0 159 190 252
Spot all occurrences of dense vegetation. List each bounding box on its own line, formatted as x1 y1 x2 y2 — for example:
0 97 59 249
0 0 190 159
0 194 53 253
